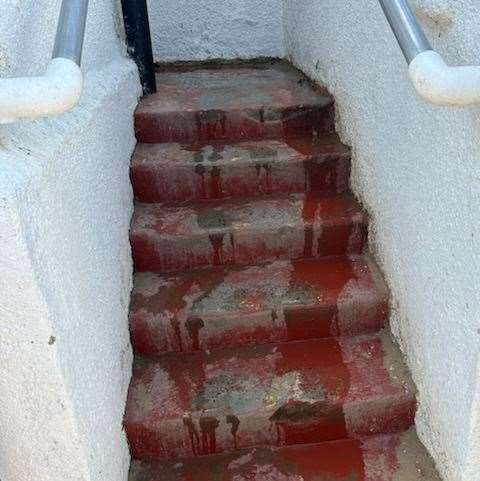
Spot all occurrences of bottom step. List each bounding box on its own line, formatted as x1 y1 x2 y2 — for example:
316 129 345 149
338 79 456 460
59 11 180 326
130 429 441 481
125 332 416 460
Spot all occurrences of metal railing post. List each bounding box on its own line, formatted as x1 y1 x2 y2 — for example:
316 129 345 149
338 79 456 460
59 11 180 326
121 0 157 95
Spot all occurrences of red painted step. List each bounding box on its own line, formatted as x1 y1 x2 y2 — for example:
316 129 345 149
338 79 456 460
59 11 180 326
131 193 368 273
130 255 389 355
129 430 441 481
131 134 351 203
124 332 416 460
135 62 334 144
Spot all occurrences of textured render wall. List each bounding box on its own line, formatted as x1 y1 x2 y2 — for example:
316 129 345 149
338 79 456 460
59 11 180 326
0 1 141 481
147 0 284 62
283 1 480 480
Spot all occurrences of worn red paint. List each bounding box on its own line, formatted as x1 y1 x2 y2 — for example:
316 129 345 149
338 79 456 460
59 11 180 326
129 256 389 355
135 62 333 144
301 195 321 258
130 134 351 203
129 439 363 481
130 432 440 481
131 193 367 273
124 60 431 480
272 340 349 444
130 430 442 481
124 334 415 460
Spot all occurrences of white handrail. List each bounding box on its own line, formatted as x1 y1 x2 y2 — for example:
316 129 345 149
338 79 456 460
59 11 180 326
0 0 89 124
379 0 480 106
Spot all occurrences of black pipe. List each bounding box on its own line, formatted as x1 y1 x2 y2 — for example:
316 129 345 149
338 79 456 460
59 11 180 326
121 0 157 94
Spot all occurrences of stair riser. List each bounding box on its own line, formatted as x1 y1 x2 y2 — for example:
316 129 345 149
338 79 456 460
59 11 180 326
131 219 367 273
132 154 351 203
135 105 334 144
130 299 388 355
129 432 437 481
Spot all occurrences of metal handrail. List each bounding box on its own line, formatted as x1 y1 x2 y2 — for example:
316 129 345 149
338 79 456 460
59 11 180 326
378 0 480 106
378 0 431 64
53 0 89 65
0 0 89 123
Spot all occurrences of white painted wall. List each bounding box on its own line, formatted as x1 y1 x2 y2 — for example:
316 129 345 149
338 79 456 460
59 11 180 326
0 1 141 481
283 1 480 480
147 0 284 62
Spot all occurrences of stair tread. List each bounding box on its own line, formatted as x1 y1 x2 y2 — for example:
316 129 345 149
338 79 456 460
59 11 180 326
130 255 389 354
131 134 350 202
137 62 332 115
131 192 368 273
133 192 363 236
129 430 441 481
124 332 416 459
133 134 349 167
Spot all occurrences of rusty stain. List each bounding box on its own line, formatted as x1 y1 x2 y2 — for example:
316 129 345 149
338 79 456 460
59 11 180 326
195 110 227 141
199 416 220 454
183 414 200 455
185 316 205 351
226 414 240 449
210 165 222 198
209 233 225 265
194 163 207 198
302 196 320 258
170 318 184 352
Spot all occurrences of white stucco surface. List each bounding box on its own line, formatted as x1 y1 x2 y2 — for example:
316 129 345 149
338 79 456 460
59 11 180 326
147 0 284 62
283 1 480 480
0 1 141 481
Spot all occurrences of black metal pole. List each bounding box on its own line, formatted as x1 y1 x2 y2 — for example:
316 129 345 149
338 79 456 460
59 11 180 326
121 0 157 94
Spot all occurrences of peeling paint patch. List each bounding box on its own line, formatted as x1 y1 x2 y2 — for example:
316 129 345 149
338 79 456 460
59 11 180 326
135 62 333 144
131 134 350 203
124 334 415 459
131 193 367 273
129 256 388 355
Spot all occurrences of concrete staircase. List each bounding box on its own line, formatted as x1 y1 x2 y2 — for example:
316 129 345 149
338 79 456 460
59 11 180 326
125 60 441 480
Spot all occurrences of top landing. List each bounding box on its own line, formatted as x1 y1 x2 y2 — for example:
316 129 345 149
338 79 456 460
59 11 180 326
135 60 334 144
140 60 331 114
